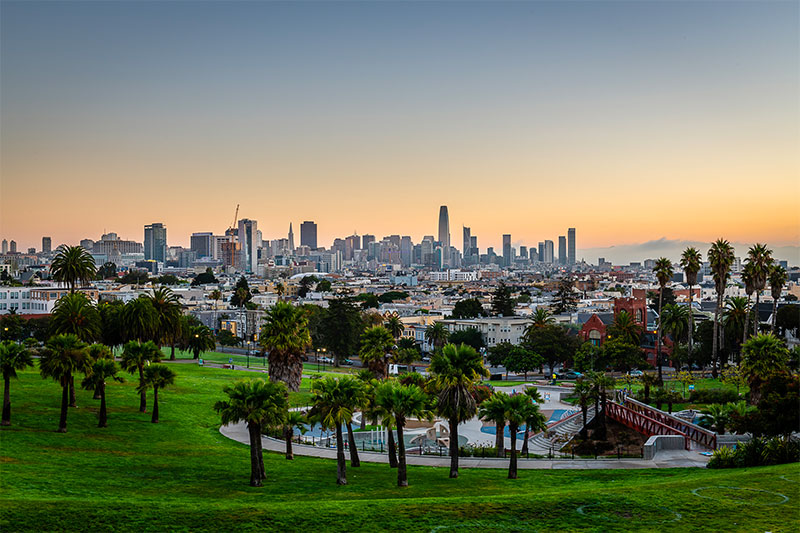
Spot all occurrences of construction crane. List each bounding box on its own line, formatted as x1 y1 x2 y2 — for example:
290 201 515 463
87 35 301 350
228 204 239 232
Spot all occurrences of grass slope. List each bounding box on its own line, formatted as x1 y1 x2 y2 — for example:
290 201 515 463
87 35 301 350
1 364 798 532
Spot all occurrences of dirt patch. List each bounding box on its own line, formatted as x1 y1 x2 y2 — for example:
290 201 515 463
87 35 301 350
569 417 648 457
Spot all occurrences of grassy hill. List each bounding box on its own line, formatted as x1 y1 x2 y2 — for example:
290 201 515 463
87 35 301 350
1 363 798 532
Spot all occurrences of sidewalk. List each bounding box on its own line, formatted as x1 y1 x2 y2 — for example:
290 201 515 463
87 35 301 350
219 422 710 469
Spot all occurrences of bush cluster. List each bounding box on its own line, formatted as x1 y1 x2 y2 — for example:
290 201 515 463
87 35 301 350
689 389 740 404
707 437 800 469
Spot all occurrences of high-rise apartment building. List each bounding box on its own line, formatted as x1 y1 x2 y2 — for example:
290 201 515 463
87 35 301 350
237 219 258 273
9 240 17 254
438 206 450 267
470 236 477 255
558 236 566 265
502 234 512 267
42 237 52 253
144 223 167 263
190 232 214 259
1 239 7 254
568 228 576 265
544 240 554 263
300 221 317 250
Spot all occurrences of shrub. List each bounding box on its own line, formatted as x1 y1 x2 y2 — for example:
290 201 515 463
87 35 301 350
707 446 737 469
707 436 800 469
689 389 740 404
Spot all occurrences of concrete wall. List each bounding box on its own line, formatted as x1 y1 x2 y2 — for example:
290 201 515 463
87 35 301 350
643 435 686 460
716 434 752 448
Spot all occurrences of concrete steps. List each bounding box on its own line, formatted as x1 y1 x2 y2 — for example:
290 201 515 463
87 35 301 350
526 407 596 455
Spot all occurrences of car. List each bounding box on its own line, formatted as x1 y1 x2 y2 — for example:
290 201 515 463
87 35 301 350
557 370 583 380
628 370 643 377
340 359 354 366
318 356 333 364
421 355 431 363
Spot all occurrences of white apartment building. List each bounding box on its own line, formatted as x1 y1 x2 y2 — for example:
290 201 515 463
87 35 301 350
0 287 100 315
429 269 481 282
438 316 532 348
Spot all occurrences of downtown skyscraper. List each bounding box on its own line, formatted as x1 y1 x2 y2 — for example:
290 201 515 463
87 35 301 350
144 223 167 263
438 206 450 267
238 218 258 274
568 228 576 265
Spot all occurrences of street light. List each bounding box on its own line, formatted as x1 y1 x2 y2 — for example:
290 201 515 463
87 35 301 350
246 340 251 369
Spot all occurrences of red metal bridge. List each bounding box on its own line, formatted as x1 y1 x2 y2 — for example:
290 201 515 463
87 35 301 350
603 402 691 450
622 397 717 449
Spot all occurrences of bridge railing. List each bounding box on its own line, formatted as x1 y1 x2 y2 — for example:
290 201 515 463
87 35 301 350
623 397 717 449
604 402 690 450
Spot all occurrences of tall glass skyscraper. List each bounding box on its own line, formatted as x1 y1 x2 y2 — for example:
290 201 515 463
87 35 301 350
568 228 576 265
438 206 450 267
144 223 167 263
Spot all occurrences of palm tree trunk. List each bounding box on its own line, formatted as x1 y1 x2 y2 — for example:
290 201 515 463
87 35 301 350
98 385 107 427
495 417 504 457
284 426 294 460
335 423 347 485
743 297 751 347
360 411 366 430
657 289 664 383
256 423 266 481
521 424 530 455
712 294 720 379
69 375 77 407
138 366 146 412
771 298 778 334
170 343 176 361
346 421 360 467
387 425 398 468
580 406 588 438
248 422 262 487
754 292 760 336
267 353 302 392
395 417 408 487
151 386 159 423
508 422 519 479
448 418 459 479
58 380 69 433
2 375 11 426
687 284 694 361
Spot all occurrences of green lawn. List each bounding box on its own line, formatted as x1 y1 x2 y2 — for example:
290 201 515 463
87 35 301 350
1 363 798 532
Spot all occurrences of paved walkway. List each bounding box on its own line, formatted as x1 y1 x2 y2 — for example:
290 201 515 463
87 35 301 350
219 422 710 469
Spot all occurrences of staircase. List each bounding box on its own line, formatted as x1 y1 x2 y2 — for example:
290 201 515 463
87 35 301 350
526 407 596 455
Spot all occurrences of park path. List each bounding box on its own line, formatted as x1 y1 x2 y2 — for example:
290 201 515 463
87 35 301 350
218 421 710 469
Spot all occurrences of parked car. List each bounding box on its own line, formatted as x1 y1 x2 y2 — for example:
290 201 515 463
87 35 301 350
556 370 583 380
318 356 333 364
628 370 644 377
340 359 354 366
421 355 431 363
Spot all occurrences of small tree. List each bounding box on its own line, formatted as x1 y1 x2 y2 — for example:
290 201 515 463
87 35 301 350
676 370 695 399
721 366 747 395
81 358 124 427
0 340 33 426
137 364 176 423
284 411 307 460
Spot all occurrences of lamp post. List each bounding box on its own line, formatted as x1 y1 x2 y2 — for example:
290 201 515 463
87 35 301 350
246 340 251 369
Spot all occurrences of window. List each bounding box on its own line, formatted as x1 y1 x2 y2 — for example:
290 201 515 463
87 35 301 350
10 292 19 299
589 330 602 347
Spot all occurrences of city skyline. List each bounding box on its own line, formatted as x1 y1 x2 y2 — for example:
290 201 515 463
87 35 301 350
1 2 798 258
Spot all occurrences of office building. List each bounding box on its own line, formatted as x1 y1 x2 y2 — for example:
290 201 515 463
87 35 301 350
41 237 52 253
519 246 527 260
1 240 7 254
237 219 258 273
537 242 545 262
94 234 143 255
438 206 450 267
568 228 576 265
144 223 167 263
9 240 17 254
558 236 567 265
462 226 471 256
190 232 214 258
502 234 512 267
544 240 554 263
470 236 477 255
300 221 317 250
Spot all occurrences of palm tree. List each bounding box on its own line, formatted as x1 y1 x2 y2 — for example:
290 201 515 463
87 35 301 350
120 340 161 412
521 403 547 457
429 343 489 478
374 381 433 487
723 297 749 361
769 265 787 333
50 245 97 293
708 239 735 378
531 308 554 328
478 392 509 457
745 244 774 337
87 343 114 399
700 403 730 435
1 340 33 426
50 293 101 342
121 297 158 343
607 310 641 345
137 363 176 423
591 373 616 440
81 358 124 427
185 324 215 360
741 263 756 347
424 322 448 353
284 410 307 460
393 336 420 372
97 300 125 351
573 379 594 438
342 378 368 468
661 304 690 346
520 387 543 455
384 316 404 339
209 289 222 332
680 247 702 359
38 334 89 432
259 302 312 392
275 283 285 301
503 394 537 479
653 257 674 383
148 287 182 360
639 372 658 404
309 376 363 485
359 326 394 379
740 333 789 404
215 379 289 487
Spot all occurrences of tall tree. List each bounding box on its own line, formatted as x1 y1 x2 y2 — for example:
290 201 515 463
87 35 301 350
147 287 182 359
503 394 537 479
374 381 433 487
121 297 158 343
607 310 642 345
259 302 312 392
137 363 176 423
50 245 97 293
769 265 787 333
708 239 735 378
424 322 449 353
573 379 595 438
745 243 774 337
740 333 788 404
490 282 515 317
429 343 488 478
322 297 363 366
359 326 395 380
653 257 673 383
0 340 33 426
680 247 702 359
229 276 252 308
81 358 124 427
723 297 750 360
741 263 756 347
553 277 578 314
309 376 363 485
215 379 288 487
50 293 100 342
39 334 89 432
185 324 215 360
120 340 161 412
451 298 487 319
479 392 509 457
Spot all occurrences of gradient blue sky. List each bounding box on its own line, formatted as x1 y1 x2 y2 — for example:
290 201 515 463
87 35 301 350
2 1 798 261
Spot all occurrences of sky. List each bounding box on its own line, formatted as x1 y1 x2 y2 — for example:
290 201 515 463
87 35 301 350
1 1 798 263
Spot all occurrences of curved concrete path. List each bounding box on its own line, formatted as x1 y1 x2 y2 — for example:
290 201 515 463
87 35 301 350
219 422 710 469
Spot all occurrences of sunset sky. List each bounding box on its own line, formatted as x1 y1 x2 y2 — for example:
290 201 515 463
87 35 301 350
1 1 798 261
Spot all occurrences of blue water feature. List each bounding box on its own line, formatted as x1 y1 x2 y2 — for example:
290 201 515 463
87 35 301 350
547 409 568 423
479 409 569 440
